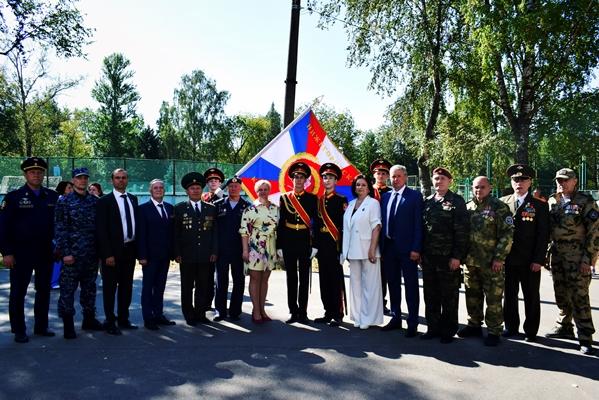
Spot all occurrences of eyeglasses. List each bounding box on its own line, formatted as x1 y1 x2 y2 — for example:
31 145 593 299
511 177 530 182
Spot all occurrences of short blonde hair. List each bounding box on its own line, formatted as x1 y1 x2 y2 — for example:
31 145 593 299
254 179 271 192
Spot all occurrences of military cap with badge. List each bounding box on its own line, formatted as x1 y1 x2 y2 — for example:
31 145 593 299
369 159 391 174
319 163 342 180
288 161 311 178
181 172 205 189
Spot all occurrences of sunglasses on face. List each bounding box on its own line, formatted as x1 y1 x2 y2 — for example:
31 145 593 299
512 177 530 182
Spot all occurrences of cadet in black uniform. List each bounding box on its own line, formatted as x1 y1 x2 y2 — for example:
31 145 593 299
314 163 348 327
370 159 393 315
174 172 218 325
214 176 249 321
0 157 58 343
277 161 318 324
202 167 225 309
500 164 550 342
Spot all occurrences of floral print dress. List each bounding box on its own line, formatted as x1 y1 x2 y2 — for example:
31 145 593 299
239 201 279 274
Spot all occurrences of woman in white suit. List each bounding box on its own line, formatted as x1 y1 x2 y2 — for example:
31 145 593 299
342 175 383 329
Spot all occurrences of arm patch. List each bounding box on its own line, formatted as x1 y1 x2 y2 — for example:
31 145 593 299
586 209 599 222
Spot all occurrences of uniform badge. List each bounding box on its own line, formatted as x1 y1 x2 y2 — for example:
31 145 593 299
442 201 454 211
587 209 599 222
505 216 514 225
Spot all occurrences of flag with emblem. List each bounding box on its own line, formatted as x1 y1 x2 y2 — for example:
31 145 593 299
237 107 360 204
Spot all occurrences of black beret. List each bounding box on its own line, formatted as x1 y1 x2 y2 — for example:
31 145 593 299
369 159 391 173
181 172 205 189
506 164 535 179
288 161 311 179
204 167 225 182
432 167 453 180
21 157 48 172
319 163 342 180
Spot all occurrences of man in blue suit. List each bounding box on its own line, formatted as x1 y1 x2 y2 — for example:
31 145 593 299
136 179 176 330
380 165 423 337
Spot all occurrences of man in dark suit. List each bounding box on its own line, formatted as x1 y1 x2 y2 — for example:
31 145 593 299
380 164 423 336
136 179 176 330
174 172 218 325
500 164 550 342
214 176 249 322
277 161 319 324
96 168 139 335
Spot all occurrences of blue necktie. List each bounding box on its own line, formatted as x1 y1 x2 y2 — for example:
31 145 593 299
388 192 399 238
121 194 133 240
158 203 167 220
194 202 200 217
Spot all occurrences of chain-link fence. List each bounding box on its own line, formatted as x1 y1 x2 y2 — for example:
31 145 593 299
0 157 243 200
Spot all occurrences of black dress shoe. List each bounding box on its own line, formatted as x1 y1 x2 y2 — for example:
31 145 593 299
196 315 210 323
186 319 197 327
381 321 402 332
420 331 439 340
144 322 159 331
404 328 418 338
298 315 311 324
118 320 138 330
286 315 300 324
14 333 29 343
383 307 393 316
314 316 332 323
104 323 122 336
458 325 483 338
156 316 176 326
213 315 225 322
524 335 537 343
502 329 520 337
329 319 342 327
34 329 56 337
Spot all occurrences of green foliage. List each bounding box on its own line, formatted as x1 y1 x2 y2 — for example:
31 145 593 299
89 53 142 157
0 0 93 58
136 126 163 159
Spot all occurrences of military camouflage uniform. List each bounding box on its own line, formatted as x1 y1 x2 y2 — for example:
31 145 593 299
548 191 599 342
422 190 470 337
465 196 514 335
54 191 99 318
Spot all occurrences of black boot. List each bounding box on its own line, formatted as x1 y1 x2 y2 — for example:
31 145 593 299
63 316 76 339
82 314 104 331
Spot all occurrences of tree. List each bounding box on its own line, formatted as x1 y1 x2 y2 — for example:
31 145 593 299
461 0 599 164
90 53 141 157
0 69 20 154
136 126 163 159
266 102 282 139
50 109 93 157
0 0 92 58
315 0 460 195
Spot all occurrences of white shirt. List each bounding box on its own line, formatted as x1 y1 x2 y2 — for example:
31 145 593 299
516 193 527 209
113 189 136 243
151 198 167 218
386 185 405 237
190 200 201 213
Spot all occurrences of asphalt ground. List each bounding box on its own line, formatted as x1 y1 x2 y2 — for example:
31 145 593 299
1 264 598 400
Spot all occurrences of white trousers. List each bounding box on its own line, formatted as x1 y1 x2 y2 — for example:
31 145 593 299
349 258 384 327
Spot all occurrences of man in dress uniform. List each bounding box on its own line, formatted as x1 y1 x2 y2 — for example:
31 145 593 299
277 161 318 324
54 167 104 339
201 167 225 308
96 168 139 335
314 163 348 327
500 164 550 342
136 179 176 330
213 176 249 322
174 172 218 325
421 167 470 343
0 157 58 343
460 176 513 346
545 168 598 355
370 159 392 315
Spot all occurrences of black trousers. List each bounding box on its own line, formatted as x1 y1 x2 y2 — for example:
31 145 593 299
421 255 461 337
180 261 212 321
504 263 541 337
9 255 52 334
284 244 311 317
316 242 344 320
215 257 245 318
102 243 136 324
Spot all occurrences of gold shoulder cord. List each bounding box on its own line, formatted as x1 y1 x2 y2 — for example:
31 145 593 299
281 193 296 215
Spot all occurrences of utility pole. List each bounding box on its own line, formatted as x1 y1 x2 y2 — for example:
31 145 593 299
283 0 301 128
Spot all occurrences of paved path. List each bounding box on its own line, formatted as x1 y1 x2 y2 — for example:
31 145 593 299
0 266 598 399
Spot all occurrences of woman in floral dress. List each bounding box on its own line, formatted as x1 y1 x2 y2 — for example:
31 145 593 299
240 180 279 323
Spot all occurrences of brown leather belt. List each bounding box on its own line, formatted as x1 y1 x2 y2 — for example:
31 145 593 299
285 222 308 230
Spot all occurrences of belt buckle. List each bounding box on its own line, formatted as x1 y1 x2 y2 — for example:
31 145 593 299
295 223 299 231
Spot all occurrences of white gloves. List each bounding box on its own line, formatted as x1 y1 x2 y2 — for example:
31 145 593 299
277 249 283 258
339 254 345 265
310 248 318 259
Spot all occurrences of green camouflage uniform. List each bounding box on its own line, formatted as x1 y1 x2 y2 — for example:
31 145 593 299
548 191 599 341
422 190 470 337
465 196 514 335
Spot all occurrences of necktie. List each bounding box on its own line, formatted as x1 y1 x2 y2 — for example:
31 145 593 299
121 194 133 240
516 199 521 209
387 192 399 238
158 203 167 220
194 202 200 217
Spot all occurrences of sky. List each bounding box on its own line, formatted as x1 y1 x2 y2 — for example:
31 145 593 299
43 0 393 131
